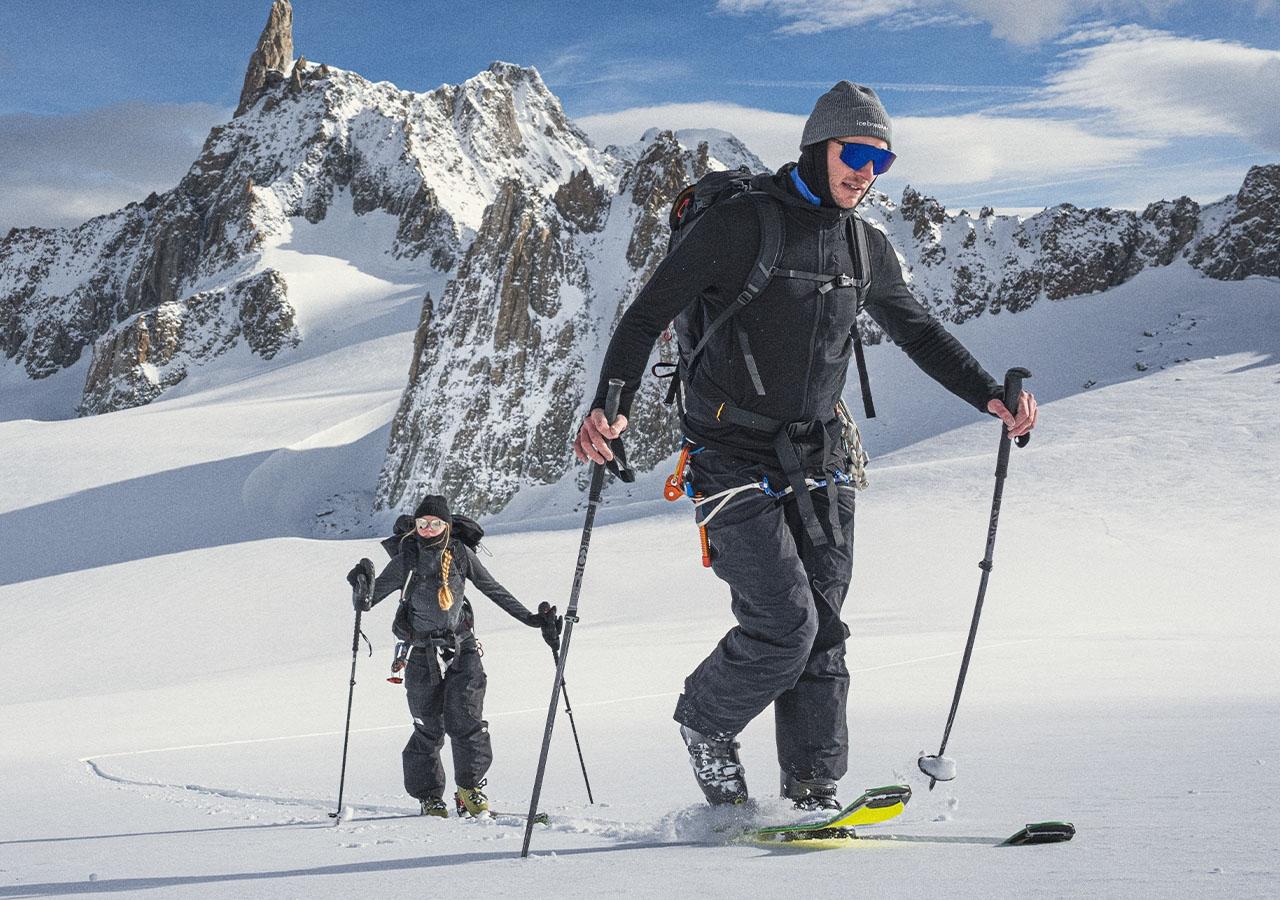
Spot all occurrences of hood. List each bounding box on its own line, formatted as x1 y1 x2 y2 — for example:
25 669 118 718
762 163 861 227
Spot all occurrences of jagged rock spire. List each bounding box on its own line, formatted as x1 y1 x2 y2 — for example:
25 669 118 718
237 0 294 117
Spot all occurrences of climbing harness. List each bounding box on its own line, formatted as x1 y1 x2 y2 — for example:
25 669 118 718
663 409 870 566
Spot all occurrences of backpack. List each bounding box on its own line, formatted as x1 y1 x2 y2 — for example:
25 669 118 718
653 166 878 421
381 513 486 644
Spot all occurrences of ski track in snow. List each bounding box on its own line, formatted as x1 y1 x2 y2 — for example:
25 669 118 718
79 633 1064 762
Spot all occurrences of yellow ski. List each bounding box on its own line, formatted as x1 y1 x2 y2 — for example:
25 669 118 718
747 785 911 844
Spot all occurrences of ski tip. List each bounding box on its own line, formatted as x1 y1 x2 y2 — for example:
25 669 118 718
1001 821 1075 846
864 784 913 807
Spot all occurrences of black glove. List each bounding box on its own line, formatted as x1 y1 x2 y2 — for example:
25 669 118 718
534 601 563 651
347 558 375 610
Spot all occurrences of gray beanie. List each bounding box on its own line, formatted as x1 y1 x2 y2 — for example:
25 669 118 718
801 81 892 150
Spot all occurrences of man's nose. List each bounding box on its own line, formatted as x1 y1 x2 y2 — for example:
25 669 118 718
853 160 874 179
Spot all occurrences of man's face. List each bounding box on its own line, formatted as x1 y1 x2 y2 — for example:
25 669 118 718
826 135 888 209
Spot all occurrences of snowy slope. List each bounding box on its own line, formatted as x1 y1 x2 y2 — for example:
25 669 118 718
2 265 1277 897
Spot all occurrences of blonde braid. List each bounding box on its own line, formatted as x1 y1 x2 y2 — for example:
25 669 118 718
437 527 454 610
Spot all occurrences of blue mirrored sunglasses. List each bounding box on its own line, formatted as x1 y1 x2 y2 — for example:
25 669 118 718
836 140 896 175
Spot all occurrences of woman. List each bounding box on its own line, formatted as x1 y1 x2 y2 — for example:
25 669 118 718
347 494 558 817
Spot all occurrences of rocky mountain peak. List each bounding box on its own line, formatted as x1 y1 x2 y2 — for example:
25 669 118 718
3 11 1277 521
1236 163 1280 210
237 0 295 117
898 186 947 241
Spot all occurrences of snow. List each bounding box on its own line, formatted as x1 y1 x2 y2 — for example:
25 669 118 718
2 258 1279 897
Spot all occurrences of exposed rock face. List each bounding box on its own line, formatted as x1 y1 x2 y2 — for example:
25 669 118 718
79 270 297 415
862 183 1211 331
553 168 609 234
1140 196 1201 267
378 180 590 513
1189 165 1280 280
376 129 766 515
237 0 294 117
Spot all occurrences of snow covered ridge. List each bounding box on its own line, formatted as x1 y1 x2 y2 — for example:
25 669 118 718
0 0 611 413
856 164 1279 341
1 0 1277 518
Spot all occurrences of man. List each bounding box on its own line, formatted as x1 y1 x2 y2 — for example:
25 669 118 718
574 82 1037 810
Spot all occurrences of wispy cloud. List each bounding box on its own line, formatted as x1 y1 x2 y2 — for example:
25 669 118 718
1031 26 1280 150
573 101 1158 181
889 113 1159 185
576 102 808 164
542 48 690 87
730 79 1037 95
541 43 697 115
715 0 1262 45
716 0 962 35
0 102 227 234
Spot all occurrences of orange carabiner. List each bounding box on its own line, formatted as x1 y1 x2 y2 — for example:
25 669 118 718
663 474 682 501
663 444 692 501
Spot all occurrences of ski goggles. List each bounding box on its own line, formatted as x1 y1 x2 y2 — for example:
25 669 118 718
415 516 447 532
835 139 896 175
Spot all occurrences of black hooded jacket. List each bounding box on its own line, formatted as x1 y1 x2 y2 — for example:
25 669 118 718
369 532 533 641
592 164 1000 465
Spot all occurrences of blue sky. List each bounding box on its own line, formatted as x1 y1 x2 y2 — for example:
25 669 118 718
2 0 1278 231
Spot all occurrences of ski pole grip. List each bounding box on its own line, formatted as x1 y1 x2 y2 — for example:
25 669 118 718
1002 367 1030 414
603 378 624 423
1002 367 1032 449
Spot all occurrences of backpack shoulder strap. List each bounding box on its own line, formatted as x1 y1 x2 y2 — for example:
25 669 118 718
848 214 873 295
687 191 785 362
846 214 877 420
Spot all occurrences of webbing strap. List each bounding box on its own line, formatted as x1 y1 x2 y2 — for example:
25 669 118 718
712 400 782 432
852 329 876 419
772 431 829 548
775 268 832 282
849 216 872 286
848 215 876 419
736 326 767 396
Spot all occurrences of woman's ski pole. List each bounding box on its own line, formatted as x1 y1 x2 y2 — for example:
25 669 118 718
552 643 595 804
521 379 625 857
330 573 372 821
918 367 1032 790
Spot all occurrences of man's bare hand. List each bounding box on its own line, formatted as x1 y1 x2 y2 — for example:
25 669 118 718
987 390 1037 439
574 408 629 464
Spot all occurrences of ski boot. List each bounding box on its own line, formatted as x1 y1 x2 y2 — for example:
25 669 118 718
680 724 748 805
781 773 840 812
419 797 449 818
454 780 490 817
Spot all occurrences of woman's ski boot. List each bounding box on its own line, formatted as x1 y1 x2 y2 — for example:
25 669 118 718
419 797 449 818
454 780 490 817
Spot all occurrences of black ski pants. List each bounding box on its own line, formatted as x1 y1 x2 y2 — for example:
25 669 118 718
402 644 492 800
674 448 856 784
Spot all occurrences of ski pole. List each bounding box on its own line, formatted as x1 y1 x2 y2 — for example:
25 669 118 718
521 379 623 857
330 575 372 821
919 367 1032 790
552 644 595 804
